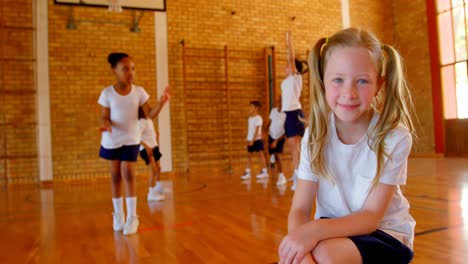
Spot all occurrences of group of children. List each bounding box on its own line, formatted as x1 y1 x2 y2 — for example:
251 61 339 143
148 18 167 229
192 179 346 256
241 31 308 190
98 52 168 235
99 27 417 264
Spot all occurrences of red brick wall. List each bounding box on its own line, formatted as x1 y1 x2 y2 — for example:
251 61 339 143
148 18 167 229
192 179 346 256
392 0 435 153
166 0 342 171
0 0 38 184
350 0 394 44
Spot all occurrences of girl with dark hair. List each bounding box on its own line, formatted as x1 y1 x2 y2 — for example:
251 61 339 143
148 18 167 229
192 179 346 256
98 52 170 235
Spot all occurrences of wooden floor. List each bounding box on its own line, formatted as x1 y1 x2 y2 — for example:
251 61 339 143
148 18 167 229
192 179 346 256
1 157 467 263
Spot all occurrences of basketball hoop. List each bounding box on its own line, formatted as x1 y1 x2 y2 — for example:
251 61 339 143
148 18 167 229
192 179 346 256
107 0 123 12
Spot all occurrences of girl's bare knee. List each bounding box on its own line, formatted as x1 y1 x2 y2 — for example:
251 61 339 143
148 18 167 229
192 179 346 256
312 241 333 264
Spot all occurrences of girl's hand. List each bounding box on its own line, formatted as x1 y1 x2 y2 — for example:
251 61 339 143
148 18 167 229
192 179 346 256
248 141 254 147
270 140 278 148
278 224 319 264
99 124 112 133
160 85 171 104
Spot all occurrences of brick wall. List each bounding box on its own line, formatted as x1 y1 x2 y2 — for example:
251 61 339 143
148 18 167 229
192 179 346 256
351 0 435 153
392 0 435 153
350 0 394 44
167 0 342 171
0 0 38 184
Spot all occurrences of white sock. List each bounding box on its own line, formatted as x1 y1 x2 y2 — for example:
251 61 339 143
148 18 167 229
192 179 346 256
155 181 162 190
245 168 251 173
262 168 267 173
112 197 123 214
126 197 137 218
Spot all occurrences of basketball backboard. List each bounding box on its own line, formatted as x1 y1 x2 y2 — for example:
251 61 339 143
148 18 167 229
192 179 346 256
55 0 166 11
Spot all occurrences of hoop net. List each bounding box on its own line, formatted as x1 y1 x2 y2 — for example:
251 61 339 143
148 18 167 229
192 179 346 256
107 0 123 12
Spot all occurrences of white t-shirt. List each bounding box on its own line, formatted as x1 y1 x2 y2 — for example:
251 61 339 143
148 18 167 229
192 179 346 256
281 74 303 111
139 118 158 151
247 115 263 141
98 85 150 149
298 112 416 249
269 107 286 140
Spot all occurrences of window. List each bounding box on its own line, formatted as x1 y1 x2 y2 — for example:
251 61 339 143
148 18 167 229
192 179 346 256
437 0 468 119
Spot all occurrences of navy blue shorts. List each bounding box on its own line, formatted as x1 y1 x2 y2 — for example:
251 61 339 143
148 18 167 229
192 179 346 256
349 230 413 264
99 145 140 162
268 135 285 154
140 146 162 165
247 140 264 153
284 109 305 138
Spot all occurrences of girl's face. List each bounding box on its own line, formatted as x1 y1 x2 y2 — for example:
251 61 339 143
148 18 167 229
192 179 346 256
323 46 381 125
112 57 135 86
249 104 257 115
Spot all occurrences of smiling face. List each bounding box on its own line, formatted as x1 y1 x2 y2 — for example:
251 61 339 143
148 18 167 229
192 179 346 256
112 57 135 86
323 46 381 125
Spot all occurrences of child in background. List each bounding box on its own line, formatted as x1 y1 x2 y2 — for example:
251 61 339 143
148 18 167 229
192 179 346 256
138 107 165 201
281 31 309 191
240 101 269 180
267 97 287 186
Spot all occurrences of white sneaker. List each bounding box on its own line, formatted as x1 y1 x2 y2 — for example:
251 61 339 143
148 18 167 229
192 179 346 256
153 183 164 194
241 171 251 180
276 173 287 186
113 212 125 232
123 216 139 235
289 170 298 181
291 178 297 191
256 171 269 179
147 191 165 201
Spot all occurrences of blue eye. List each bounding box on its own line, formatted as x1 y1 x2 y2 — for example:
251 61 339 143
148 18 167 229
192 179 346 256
333 78 344 84
357 79 369 85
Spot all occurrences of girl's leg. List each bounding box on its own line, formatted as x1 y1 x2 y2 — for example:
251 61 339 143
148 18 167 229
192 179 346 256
274 153 283 173
148 157 158 189
312 238 361 264
154 160 161 182
258 151 268 170
246 152 252 170
109 160 125 231
121 161 137 197
109 160 122 198
241 152 253 179
287 135 301 170
121 161 139 235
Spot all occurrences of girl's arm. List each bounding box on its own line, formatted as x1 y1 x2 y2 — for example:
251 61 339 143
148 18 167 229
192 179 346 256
100 107 112 132
140 140 152 153
273 134 286 147
253 125 262 142
288 179 317 232
142 86 171 119
286 31 297 74
280 183 396 264
310 183 395 238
